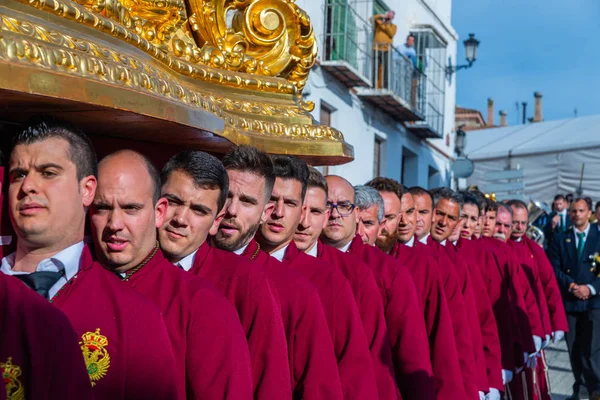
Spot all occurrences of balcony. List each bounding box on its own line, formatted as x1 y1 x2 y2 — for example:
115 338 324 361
355 46 425 122
406 101 444 139
321 0 372 88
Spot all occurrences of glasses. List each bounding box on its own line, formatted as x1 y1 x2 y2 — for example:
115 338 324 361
326 202 356 217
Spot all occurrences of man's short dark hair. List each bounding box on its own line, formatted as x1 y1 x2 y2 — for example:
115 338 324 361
161 151 229 211
554 194 566 202
430 187 464 211
307 167 328 195
408 186 433 209
271 155 309 199
573 197 592 211
507 199 528 211
407 33 414 40
13 117 97 180
467 189 486 214
366 177 405 200
222 146 275 201
595 201 600 212
459 191 480 217
566 193 574 203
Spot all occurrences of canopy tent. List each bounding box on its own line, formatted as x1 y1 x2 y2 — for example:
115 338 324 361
464 114 600 203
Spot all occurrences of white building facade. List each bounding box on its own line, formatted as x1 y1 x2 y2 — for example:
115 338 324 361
298 0 459 187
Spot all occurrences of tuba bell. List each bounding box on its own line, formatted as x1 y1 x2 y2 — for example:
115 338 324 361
526 199 552 246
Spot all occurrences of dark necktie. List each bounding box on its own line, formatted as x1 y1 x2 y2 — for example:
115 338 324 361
15 270 65 299
577 232 586 262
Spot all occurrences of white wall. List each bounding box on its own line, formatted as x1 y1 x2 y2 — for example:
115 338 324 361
299 0 458 188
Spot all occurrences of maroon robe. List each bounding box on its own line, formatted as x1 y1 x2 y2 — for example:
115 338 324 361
390 241 463 400
442 242 491 394
523 237 568 332
281 240 379 400
241 239 343 400
422 236 478 399
121 249 253 399
51 246 179 399
189 241 291 400
455 237 504 391
0 273 92 399
458 237 522 371
347 236 436 400
317 240 399 400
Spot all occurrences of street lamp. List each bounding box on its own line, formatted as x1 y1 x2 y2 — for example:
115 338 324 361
446 33 480 77
455 126 467 156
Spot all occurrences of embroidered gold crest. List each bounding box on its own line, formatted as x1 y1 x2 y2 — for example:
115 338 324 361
1 357 24 400
80 328 110 386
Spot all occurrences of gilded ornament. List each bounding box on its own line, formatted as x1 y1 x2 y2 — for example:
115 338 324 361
80 328 111 386
1 357 25 400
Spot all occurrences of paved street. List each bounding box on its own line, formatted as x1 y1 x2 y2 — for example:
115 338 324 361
546 340 584 400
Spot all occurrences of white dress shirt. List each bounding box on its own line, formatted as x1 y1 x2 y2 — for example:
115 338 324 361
340 240 352 253
234 242 250 256
419 233 430 245
404 236 415 248
176 250 198 272
306 243 318 258
1 241 84 300
270 245 288 262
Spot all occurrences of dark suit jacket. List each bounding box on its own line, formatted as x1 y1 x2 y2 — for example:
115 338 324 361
548 226 600 312
544 211 572 249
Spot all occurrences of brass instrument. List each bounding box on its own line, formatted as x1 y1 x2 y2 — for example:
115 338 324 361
526 199 551 246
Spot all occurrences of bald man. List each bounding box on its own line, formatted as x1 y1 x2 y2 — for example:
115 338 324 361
90 150 253 399
322 175 434 400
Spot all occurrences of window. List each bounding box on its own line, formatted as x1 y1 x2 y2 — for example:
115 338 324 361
316 104 335 175
401 147 418 187
428 166 440 189
373 137 383 177
410 28 447 135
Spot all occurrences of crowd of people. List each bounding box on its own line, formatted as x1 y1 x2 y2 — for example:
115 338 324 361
0 118 588 400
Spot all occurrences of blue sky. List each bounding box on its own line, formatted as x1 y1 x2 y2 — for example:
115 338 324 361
452 0 600 124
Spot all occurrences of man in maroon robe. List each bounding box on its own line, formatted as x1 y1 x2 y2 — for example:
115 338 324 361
389 186 466 400
322 175 436 400
453 192 504 400
213 145 343 400
407 186 479 399
294 169 399 400
494 203 546 400
1 119 179 399
254 155 378 400
0 272 92 399
91 150 254 399
154 149 291 400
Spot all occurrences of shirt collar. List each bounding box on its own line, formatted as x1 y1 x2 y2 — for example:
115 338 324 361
574 223 591 237
515 236 523 243
404 236 415 248
306 243 318 258
234 242 250 256
270 244 289 262
452 240 458 246
419 233 430 245
340 240 352 253
1 241 84 280
439 239 447 246
176 249 197 272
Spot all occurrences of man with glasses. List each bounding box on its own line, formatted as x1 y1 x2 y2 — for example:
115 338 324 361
294 171 398 399
322 175 435 400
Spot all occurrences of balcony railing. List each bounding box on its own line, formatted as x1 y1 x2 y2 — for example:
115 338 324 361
356 45 425 122
406 70 445 138
321 0 372 87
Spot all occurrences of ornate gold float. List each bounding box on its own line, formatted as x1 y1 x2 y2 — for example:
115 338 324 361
0 0 353 164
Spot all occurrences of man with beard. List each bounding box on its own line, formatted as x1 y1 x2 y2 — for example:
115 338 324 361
213 146 344 400
353 185 385 245
256 156 379 400
157 150 290 400
495 204 546 400
508 199 566 400
453 192 505 400
323 175 435 400
295 174 399 400
549 198 600 400
92 150 253 399
385 185 466 400
407 186 478 399
1 119 178 398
